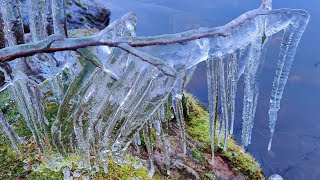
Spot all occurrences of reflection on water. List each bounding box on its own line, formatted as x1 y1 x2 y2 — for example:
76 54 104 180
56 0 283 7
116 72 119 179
103 0 320 179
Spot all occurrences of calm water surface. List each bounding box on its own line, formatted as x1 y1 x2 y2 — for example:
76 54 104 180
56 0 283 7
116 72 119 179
102 0 320 179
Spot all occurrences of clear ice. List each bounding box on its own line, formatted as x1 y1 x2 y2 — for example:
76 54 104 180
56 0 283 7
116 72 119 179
0 0 310 177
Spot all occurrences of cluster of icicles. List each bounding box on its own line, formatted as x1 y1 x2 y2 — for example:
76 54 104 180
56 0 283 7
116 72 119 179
0 0 309 178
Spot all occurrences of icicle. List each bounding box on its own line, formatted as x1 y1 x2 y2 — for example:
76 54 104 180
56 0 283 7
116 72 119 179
28 0 47 41
152 115 161 136
135 132 141 146
241 42 259 146
1 0 30 80
49 75 64 103
268 13 309 150
44 0 54 35
185 65 197 87
143 120 155 178
172 96 187 154
51 0 67 36
62 167 71 180
206 55 218 162
161 123 171 176
9 78 53 160
170 66 187 154
159 103 166 122
103 161 108 173
217 117 223 148
133 132 141 154
82 175 89 180
0 0 25 45
156 108 171 175
227 53 238 135
0 110 22 156
0 13 6 48
217 57 229 151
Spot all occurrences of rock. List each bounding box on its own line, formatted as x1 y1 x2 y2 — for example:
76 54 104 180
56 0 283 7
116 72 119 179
172 160 201 180
65 0 110 30
20 0 110 32
0 0 110 87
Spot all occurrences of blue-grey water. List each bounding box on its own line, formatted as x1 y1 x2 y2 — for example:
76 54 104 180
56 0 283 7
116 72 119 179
102 0 320 179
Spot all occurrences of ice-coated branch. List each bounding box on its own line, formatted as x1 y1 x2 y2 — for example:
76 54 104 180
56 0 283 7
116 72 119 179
0 8 308 65
117 43 177 77
0 29 228 63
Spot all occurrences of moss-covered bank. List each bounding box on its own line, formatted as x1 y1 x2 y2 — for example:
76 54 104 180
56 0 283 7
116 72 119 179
0 90 264 179
184 93 264 179
0 133 156 179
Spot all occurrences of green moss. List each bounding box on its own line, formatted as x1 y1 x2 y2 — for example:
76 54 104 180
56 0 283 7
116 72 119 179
0 90 32 137
75 1 88 11
25 169 63 180
66 0 72 6
203 173 215 180
79 17 85 22
184 93 212 151
95 159 152 180
66 13 72 19
184 93 264 180
191 149 206 164
0 135 29 179
262 33 267 45
0 133 161 179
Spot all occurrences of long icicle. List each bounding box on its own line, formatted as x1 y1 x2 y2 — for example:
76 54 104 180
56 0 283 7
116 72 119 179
0 0 25 46
0 12 5 48
0 109 23 156
143 120 155 178
51 0 67 37
172 96 187 154
241 37 262 147
228 53 238 135
153 108 171 175
268 13 310 151
44 0 54 35
217 57 229 151
28 0 47 41
206 55 218 162
158 104 171 175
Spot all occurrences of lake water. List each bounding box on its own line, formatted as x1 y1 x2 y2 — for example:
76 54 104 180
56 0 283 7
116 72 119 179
102 0 320 179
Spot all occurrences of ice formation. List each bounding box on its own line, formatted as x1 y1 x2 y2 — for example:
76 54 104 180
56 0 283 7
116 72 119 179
0 0 310 177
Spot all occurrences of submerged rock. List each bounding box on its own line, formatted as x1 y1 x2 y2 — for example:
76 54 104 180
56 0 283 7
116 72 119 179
269 174 283 180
